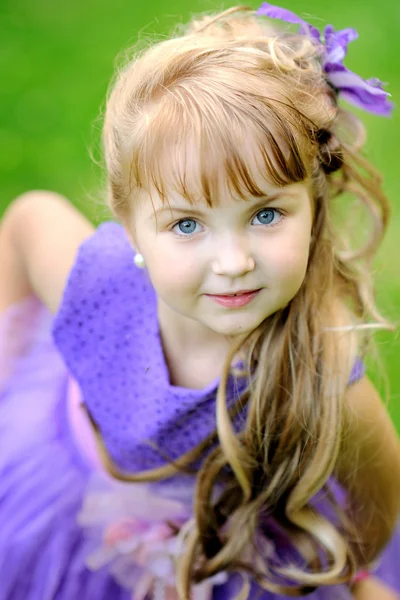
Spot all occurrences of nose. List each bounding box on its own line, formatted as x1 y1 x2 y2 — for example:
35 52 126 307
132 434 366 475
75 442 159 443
211 234 255 277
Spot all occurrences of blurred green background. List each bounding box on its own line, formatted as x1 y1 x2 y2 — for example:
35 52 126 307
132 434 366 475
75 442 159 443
1 0 399 426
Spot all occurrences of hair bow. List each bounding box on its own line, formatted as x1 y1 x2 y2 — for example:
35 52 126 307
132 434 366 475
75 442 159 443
256 2 393 116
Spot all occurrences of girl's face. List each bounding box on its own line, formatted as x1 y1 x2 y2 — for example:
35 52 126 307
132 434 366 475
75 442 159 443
129 177 313 344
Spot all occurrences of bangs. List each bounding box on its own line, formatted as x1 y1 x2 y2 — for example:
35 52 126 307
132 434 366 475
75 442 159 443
131 88 313 206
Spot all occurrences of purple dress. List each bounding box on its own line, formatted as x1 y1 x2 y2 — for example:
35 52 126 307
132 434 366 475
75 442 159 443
0 221 399 600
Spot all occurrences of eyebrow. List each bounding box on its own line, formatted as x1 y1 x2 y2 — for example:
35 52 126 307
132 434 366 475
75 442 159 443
152 192 294 219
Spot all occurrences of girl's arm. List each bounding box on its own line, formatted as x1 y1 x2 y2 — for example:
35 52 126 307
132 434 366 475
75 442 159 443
0 191 95 314
335 376 400 565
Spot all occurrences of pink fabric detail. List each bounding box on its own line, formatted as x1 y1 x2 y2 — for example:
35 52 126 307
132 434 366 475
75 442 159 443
67 377 103 471
77 473 228 600
352 570 371 584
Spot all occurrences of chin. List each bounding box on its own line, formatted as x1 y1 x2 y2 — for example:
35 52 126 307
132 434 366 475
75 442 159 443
208 315 266 338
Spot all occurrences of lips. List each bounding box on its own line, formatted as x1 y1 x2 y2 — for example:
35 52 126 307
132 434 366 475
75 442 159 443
205 289 262 308
212 289 260 297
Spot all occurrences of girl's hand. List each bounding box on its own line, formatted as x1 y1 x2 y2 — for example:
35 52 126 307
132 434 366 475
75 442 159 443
353 576 399 600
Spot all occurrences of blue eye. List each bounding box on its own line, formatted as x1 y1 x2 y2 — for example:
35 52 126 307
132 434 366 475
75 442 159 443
252 208 282 226
173 219 200 236
172 208 282 237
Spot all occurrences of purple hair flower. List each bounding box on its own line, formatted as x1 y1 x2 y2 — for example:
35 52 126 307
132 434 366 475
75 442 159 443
256 2 393 116
254 3 321 43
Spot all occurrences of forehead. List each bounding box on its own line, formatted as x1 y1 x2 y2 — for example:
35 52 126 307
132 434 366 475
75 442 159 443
132 99 312 211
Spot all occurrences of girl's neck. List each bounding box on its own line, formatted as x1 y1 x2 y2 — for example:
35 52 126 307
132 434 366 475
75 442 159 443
157 300 233 389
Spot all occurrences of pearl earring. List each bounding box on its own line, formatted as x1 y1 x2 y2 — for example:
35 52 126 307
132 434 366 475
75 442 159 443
133 253 145 269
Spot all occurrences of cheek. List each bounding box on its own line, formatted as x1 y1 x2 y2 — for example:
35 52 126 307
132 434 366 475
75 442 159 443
146 247 201 296
274 213 312 280
268 235 310 283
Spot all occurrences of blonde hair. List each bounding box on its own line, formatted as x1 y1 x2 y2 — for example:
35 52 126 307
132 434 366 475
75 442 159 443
97 6 391 598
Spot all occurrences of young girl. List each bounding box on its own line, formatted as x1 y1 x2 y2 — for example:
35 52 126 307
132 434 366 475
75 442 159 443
1 3 399 600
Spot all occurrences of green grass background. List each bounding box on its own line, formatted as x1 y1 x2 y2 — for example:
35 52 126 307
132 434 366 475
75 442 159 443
1 0 399 427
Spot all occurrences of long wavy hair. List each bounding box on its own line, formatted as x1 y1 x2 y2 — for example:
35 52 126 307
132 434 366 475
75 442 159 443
97 6 391 597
